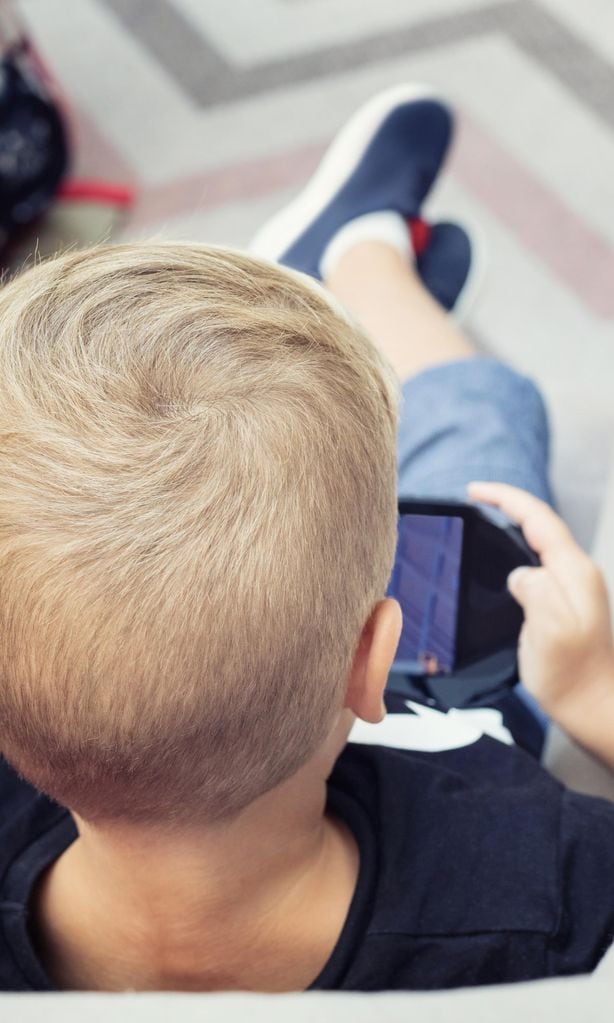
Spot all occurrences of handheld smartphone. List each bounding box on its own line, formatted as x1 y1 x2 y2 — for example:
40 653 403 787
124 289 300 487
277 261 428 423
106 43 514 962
386 499 540 709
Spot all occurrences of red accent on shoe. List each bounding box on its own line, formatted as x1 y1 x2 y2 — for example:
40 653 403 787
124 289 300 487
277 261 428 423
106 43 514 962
57 180 136 207
409 218 432 255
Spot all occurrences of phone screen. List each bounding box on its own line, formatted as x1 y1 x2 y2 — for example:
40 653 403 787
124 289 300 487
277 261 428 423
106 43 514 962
388 502 537 682
387 513 463 675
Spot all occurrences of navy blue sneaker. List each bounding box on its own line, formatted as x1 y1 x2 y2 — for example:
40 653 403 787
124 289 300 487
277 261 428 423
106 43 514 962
415 220 476 316
250 84 453 281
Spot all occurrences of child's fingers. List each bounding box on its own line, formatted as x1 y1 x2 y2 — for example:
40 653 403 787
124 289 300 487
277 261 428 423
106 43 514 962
468 481 576 571
469 482 606 624
467 482 573 556
507 565 575 632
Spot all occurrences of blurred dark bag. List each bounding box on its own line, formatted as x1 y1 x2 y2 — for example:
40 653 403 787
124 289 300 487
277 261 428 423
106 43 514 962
0 6 69 251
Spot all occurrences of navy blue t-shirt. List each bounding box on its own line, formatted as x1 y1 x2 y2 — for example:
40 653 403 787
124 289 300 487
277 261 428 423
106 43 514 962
1 694 614 991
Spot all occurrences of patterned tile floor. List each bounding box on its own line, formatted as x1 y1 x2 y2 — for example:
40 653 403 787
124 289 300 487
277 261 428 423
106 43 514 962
16 0 614 549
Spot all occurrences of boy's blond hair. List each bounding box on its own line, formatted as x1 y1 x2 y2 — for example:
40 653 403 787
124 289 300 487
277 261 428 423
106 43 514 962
0 244 399 827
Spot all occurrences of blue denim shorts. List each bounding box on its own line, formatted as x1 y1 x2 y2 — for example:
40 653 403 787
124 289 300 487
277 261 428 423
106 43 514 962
397 357 553 506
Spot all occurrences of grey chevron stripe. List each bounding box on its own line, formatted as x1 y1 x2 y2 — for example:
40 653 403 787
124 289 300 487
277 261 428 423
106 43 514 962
100 0 614 131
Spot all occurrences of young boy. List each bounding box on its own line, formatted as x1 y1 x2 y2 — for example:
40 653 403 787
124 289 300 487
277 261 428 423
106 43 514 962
1 85 614 994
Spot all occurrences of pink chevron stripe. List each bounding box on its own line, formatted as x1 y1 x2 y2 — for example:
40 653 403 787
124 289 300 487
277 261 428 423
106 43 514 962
81 109 614 319
128 142 326 228
451 112 614 319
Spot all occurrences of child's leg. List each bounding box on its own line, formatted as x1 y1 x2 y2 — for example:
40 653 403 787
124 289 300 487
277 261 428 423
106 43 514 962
250 81 552 505
251 84 552 753
326 239 473 380
326 239 553 509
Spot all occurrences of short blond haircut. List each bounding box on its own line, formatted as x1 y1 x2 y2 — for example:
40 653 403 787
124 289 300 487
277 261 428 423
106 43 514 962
0 243 399 827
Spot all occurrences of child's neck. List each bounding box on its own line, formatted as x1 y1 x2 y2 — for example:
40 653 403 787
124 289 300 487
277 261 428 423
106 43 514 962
31 719 359 991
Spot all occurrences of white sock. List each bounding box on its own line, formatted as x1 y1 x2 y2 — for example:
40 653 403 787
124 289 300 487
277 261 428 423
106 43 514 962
319 210 413 281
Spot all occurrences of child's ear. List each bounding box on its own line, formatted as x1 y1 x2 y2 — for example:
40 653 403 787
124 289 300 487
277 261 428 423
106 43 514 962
344 598 402 724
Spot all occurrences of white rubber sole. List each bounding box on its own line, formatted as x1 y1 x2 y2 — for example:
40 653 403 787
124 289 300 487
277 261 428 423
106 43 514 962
249 83 447 263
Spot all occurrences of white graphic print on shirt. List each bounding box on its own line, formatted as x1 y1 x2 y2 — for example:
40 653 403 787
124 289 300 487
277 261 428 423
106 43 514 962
349 700 514 753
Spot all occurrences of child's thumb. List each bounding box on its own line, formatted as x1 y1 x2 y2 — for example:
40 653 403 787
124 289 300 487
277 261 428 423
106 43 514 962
507 566 542 608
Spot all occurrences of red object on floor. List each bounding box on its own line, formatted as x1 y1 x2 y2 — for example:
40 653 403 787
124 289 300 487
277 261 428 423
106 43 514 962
409 217 432 255
57 180 135 207
2 3 136 235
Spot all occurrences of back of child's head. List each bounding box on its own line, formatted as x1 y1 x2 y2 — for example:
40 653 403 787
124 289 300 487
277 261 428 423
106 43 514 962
0 244 399 828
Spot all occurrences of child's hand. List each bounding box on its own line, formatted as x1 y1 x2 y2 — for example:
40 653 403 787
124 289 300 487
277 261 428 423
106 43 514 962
468 483 614 744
